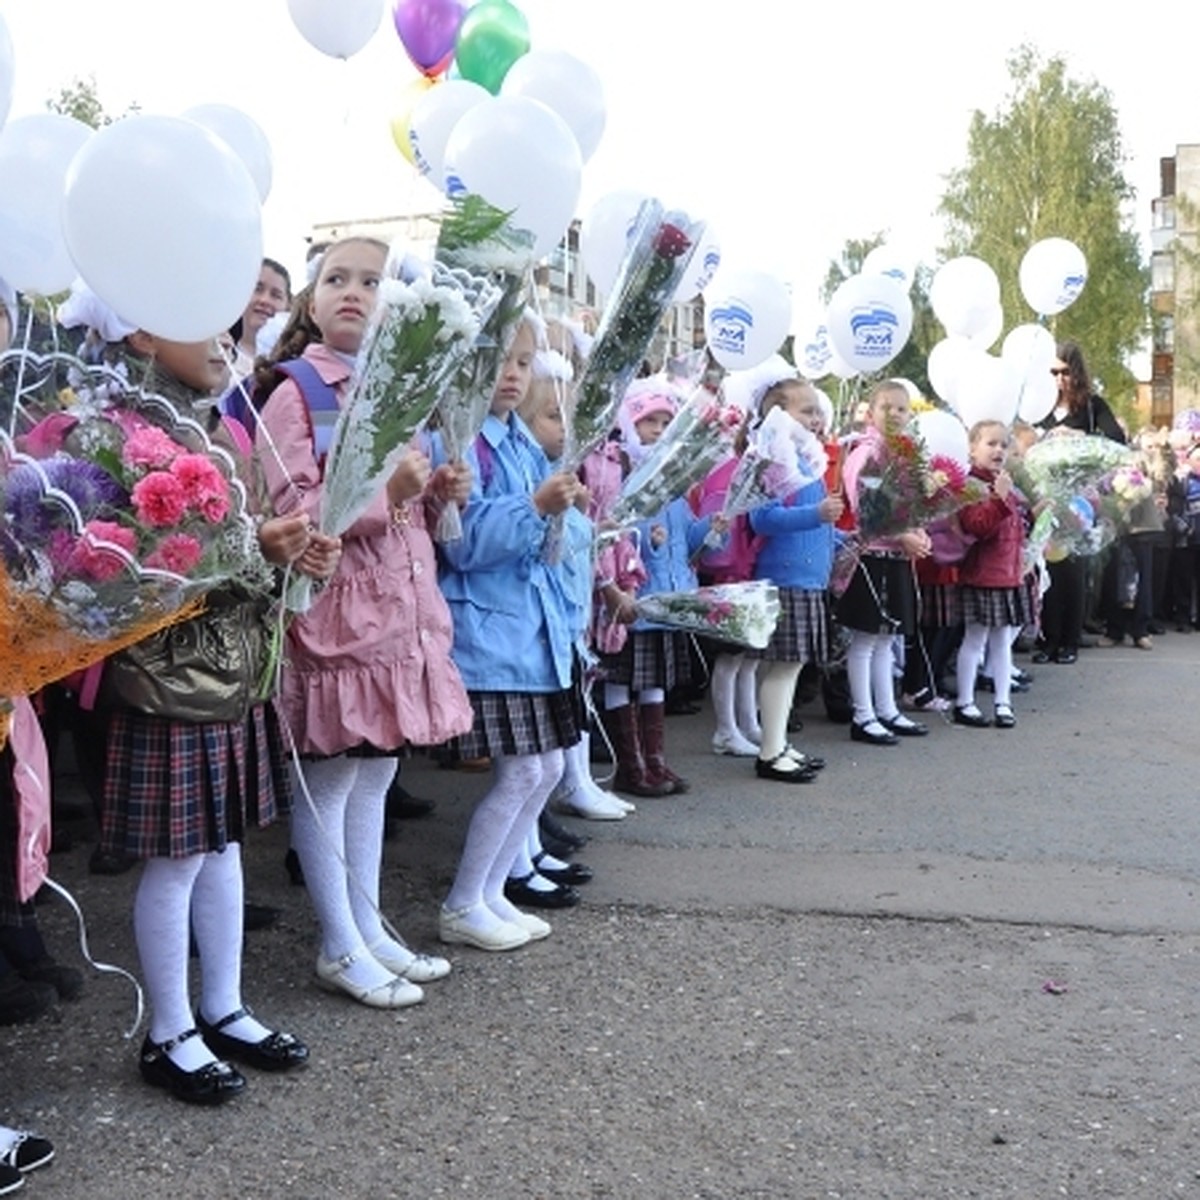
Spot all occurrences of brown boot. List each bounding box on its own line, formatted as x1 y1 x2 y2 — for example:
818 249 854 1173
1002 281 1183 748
603 704 672 798
639 702 689 794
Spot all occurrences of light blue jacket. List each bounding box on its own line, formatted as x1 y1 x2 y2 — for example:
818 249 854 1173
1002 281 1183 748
438 412 580 692
749 477 836 590
631 496 713 631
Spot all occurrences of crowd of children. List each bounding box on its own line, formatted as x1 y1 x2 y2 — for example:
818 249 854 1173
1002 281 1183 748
3 238 1192 1185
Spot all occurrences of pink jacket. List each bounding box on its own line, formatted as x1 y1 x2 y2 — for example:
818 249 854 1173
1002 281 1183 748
7 697 50 903
256 344 472 756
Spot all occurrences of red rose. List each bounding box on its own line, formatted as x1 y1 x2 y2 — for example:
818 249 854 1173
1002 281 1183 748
653 223 691 259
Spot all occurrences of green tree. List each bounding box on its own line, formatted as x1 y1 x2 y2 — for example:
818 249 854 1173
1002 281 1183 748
940 45 1146 423
46 75 137 128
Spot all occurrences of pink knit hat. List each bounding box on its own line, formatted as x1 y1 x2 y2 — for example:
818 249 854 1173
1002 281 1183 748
620 376 680 428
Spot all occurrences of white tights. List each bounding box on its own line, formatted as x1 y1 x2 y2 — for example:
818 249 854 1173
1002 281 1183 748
846 630 899 725
957 623 1017 708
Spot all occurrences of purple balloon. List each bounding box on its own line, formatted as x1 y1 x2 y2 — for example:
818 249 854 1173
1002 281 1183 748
393 0 466 74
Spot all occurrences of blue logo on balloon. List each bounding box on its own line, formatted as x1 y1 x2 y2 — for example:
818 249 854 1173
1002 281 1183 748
694 249 721 293
709 303 753 357
803 324 832 375
1056 272 1087 308
849 305 898 358
444 172 467 198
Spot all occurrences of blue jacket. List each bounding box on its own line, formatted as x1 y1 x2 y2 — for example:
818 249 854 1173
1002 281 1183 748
749 478 836 590
438 412 578 692
631 496 713 631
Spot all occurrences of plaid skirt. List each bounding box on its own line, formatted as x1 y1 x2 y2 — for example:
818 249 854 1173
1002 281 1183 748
757 587 830 665
835 553 917 637
454 688 581 760
100 702 290 860
917 582 962 629
599 629 694 692
960 584 1036 629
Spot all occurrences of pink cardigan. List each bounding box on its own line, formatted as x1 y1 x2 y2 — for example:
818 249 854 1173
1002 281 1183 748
256 344 472 756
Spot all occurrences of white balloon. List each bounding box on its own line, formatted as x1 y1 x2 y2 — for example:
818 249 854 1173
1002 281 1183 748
914 408 969 468
927 335 978 407
705 267 792 371
673 223 721 302
967 301 1004 350
1017 367 1059 424
444 96 582 260
0 114 92 295
408 80 490 190
796 317 834 379
825 343 859 381
861 243 915 289
182 104 273 202
1001 322 1056 372
1019 237 1087 316
501 49 606 162
954 352 1020 427
894 378 922 403
580 188 650 295
930 255 1001 338
826 273 913 374
287 0 382 58
0 14 13 133
63 115 262 341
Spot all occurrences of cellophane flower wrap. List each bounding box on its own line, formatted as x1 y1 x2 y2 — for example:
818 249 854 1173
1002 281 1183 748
1093 463 1153 532
698 407 825 554
0 351 262 742
633 580 781 650
570 200 704 464
432 195 534 542
605 391 742 531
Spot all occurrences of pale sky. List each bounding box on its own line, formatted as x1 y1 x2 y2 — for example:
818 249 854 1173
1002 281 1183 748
3 1 1192 322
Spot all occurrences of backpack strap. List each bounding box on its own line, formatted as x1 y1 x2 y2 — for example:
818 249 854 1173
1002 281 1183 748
275 358 341 464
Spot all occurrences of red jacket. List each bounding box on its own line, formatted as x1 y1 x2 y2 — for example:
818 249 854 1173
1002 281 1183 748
957 467 1026 588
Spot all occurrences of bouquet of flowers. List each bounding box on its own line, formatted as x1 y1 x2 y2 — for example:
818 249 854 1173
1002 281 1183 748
854 425 986 541
696 407 825 555
432 195 535 542
0 352 262 741
633 580 781 650
1013 432 1134 503
570 200 704 464
605 391 743 531
1092 463 1153 532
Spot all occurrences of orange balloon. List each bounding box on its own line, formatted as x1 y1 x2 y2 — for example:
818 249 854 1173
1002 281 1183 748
390 76 436 165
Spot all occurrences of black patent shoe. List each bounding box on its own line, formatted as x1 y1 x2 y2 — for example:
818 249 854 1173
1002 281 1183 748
139 1029 246 1105
197 1007 309 1072
953 706 992 728
504 874 581 909
881 714 928 737
849 720 898 746
532 852 593 885
755 753 816 783
993 705 1016 730
538 811 587 854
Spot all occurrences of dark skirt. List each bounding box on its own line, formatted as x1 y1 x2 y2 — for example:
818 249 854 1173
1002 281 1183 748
454 689 581 760
600 629 694 692
100 702 290 860
960 584 1035 629
835 553 917 637
757 587 830 665
917 581 962 629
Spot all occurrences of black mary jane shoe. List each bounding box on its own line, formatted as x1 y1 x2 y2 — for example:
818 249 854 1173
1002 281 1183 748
952 706 992 729
538 811 587 855
849 720 898 746
197 1007 309 1073
784 746 825 771
504 873 581 909
755 753 816 783
993 706 1016 730
532 852 593 886
881 714 928 738
139 1029 246 1105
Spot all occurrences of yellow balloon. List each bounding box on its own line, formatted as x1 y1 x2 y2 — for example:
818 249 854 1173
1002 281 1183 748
1043 540 1068 564
390 77 436 166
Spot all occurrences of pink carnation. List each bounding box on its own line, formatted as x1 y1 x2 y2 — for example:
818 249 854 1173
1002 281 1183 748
171 453 230 516
123 426 185 471
145 533 204 575
72 520 138 582
131 471 187 527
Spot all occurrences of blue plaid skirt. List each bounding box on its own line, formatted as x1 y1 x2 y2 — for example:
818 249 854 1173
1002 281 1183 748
454 689 581 760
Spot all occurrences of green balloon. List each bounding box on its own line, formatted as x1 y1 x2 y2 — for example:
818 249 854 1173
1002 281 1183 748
454 0 530 95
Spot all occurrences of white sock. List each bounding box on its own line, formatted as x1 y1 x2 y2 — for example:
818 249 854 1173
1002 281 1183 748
957 624 988 709
292 755 395 993
758 662 802 760
135 854 216 1070
735 657 762 740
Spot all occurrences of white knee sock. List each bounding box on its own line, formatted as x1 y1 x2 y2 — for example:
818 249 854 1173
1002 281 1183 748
956 624 989 710
135 854 213 1068
292 755 394 991
758 662 802 760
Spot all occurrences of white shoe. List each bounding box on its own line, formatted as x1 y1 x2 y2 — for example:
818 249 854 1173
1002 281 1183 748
550 782 628 821
315 952 425 1008
711 730 761 757
438 904 530 951
368 938 451 983
506 910 552 941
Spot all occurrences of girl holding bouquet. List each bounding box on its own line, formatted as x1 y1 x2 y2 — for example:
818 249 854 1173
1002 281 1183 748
748 373 844 781
836 380 932 746
257 237 475 1003
951 421 1035 729
598 379 718 797
437 314 588 951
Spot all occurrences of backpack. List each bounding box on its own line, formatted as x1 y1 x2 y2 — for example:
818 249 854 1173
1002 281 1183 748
927 511 977 565
221 358 341 465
